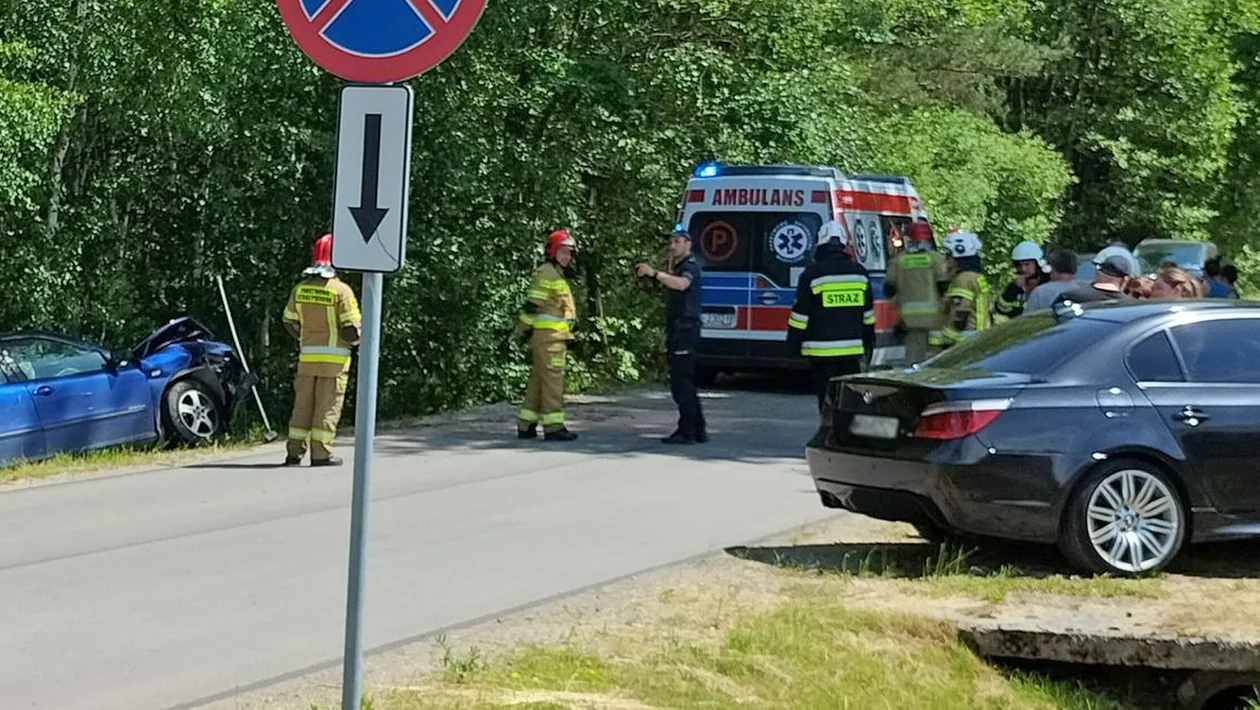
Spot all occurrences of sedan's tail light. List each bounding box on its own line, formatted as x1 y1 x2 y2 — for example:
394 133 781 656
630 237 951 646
913 399 1011 440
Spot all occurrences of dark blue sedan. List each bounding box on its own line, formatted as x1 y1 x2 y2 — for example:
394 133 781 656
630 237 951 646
0 317 254 468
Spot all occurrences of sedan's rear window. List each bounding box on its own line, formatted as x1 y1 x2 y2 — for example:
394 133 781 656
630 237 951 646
927 313 1110 375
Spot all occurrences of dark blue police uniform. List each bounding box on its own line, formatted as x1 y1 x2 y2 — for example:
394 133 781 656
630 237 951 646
664 252 707 444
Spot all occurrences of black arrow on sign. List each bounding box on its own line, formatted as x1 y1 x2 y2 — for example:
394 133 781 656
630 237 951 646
349 113 388 243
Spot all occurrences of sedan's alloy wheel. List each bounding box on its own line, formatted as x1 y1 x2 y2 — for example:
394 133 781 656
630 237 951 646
1086 468 1181 574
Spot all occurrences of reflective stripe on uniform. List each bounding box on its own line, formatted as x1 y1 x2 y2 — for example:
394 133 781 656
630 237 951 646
540 278 571 295
310 429 336 444
299 345 352 365
532 314 571 331
284 309 301 323
863 309 875 326
541 411 565 426
941 327 963 343
288 427 310 440
788 312 809 330
898 254 933 268
928 331 945 346
801 339 865 357
946 287 976 301
900 301 939 316
811 274 868 291
518 409 539 423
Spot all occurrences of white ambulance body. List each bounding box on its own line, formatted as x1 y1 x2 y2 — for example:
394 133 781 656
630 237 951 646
675 163 930 381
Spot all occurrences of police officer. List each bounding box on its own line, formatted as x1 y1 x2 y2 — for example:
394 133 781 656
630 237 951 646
993 240 1050 322
283 233 362 467
940 230 991 347
884 220 949 365
788 220 875 412
636 228 707 445
516 230 580 442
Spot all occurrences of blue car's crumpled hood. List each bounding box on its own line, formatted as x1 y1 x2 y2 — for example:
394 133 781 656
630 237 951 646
132 317 223 359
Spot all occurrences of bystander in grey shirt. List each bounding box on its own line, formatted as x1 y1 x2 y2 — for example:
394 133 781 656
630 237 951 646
1024 280 1084 313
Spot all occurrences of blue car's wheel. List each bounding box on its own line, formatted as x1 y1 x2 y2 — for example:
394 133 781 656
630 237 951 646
164 379 223 446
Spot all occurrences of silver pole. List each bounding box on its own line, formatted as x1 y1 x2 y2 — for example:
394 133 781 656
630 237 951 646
341 270 383 710
215 273 277 441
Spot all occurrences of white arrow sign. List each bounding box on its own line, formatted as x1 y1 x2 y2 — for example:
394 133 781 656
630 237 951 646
332 84 414 273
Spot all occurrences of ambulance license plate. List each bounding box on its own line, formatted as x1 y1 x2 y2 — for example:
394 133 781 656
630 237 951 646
701 311 736 329
850 414 898 439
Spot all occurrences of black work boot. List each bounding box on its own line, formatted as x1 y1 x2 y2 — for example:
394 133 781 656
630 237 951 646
311 457 344 467
661 431 696 445
544 428 578 442
694 430 709 444
518 424 538 440
284 455 303 466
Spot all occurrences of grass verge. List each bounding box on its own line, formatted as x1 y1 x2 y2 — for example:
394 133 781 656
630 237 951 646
378 601 1128 709
1 437 259 484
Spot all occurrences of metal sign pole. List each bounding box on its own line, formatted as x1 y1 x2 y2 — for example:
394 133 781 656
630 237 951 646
340 270 383 710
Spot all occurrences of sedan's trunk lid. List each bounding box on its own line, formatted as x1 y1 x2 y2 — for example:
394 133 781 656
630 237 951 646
825 368 1033 455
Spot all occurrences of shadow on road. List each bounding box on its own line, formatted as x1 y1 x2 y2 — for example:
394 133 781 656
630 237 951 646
185 462 290 470
364 373 821 465
1168 539 1260 579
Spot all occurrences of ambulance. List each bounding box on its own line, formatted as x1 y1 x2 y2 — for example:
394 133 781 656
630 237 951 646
675 162 931 383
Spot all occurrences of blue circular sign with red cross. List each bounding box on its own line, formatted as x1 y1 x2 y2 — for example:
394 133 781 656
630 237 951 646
276 0 487 83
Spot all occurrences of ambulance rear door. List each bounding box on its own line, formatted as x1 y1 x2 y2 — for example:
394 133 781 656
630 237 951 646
682 173 834 365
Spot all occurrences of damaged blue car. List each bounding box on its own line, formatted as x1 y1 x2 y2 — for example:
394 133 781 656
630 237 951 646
0 317 256 468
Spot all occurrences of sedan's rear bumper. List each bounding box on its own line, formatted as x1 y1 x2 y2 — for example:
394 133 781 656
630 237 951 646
806 438 1060 543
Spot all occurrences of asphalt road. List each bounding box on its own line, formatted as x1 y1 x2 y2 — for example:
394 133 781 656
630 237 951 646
0 380 841 709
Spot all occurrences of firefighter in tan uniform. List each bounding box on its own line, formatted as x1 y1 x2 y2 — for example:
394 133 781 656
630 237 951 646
940 230 991 347
884 220 950 364
283 233 362 466
515 230 579 442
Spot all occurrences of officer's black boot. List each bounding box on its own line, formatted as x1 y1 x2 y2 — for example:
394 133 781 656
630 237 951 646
661 431 695 445
544 427 578 442
311 456 344 467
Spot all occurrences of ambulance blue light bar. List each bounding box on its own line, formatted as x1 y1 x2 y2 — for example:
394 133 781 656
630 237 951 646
694 161 722 178
696 164 845 179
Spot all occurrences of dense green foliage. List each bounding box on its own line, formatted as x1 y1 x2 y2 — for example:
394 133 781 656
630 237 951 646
2 0 1258 422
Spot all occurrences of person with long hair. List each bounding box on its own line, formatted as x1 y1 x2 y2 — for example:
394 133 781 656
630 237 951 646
1153 266 1200 299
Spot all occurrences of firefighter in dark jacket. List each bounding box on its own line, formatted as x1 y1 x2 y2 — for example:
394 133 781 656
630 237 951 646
788 220 876 412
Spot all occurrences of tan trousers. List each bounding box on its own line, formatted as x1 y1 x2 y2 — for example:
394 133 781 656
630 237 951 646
287 372 348 461
518 335 567 433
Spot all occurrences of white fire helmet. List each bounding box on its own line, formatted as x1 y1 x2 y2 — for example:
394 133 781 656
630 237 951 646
943 230 982 258
1011 240 1048 271
817 220 847 246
